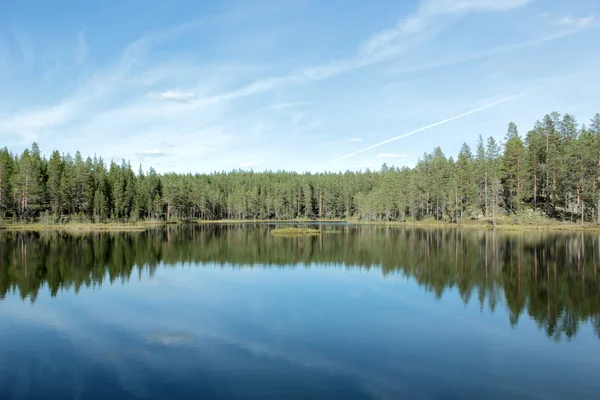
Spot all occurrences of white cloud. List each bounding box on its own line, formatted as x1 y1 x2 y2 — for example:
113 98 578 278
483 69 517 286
0 0 543 170
190 0 533 106
0 101 79 142
556 15 595 28
1 0 534 147
138 148 165 156
537 12 549 20
328 95 522 164
427 0 532 13
148 90 196 102
240 161 257 168
537 12 595 28
263 101 313 110
378 153 408 159
391 28 594 77
74 30 88 66
360 0 532 57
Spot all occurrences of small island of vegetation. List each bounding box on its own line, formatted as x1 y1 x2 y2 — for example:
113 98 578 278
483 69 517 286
271 227 321 236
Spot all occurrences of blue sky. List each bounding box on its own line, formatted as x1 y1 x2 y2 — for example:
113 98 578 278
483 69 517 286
1 0 599 173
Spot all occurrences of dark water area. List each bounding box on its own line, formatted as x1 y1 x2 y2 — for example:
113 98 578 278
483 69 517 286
0 224 599 399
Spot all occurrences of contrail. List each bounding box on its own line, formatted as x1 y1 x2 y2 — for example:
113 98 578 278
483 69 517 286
326 93 524 164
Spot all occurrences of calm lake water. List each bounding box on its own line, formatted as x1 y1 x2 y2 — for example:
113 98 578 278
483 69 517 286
1 224 599 399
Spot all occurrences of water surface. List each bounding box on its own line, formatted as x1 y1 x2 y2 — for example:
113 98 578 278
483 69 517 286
1 224 599 399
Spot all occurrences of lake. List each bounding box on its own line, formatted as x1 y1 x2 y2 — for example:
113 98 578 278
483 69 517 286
0 224 599 399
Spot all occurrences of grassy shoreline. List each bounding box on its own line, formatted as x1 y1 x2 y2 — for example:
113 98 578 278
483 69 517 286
355 220 600 232
0 221 173 232
197 218 600 232
3 218 600 233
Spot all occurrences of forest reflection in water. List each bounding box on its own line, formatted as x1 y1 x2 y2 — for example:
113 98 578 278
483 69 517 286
1 223 599 342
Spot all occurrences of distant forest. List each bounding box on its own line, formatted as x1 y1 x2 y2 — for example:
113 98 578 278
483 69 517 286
1 111 600 224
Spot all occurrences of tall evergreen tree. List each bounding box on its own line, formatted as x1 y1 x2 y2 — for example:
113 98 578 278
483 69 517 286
456 143 476 218
486 136 502 227
502 122 525 213
47 150 64 220
0 148 14 219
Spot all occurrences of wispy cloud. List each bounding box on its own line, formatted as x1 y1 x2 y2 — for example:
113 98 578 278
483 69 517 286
148 90 196 102
390 26 598 76
74 30 88 66
378 153 408 159
327 94 523 163
537 12 549 20
11 29 35 72
0 0 534 149
190 0 533 107
0 102 79 142
360 0 532 58
2 0 596 175
262 101 313 110
538 12 596 28
137 148 167 157
556 15 595 28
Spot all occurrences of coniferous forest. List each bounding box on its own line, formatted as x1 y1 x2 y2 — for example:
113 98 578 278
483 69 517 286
1 112 600 225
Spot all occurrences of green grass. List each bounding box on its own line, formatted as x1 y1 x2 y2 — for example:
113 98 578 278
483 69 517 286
6 215 600 233
196 218 337 224
270 227 322 236
352 218 600 232
0 221 169 232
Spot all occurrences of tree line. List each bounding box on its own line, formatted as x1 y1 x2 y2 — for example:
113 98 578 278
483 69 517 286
1 225 599 341
1 111 599 224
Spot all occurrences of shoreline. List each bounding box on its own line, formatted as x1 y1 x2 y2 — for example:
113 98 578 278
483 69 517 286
2 219 600 233
0 221 173 232
197 218 600 232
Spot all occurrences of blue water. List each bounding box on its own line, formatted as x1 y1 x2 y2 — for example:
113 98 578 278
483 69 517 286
1 264 598 400
1 225 600 399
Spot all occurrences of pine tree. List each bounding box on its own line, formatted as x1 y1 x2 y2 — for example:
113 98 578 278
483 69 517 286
475 135 487 217
486 137 501 227
47 150 64 220
0 148 15 219
575 127 597 223
502 122 525 213
456 143 476 218
591 113 600 224
524 125 544 212
12 145 44 221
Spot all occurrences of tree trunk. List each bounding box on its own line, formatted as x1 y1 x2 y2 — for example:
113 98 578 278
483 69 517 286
0 175 3 217
546 133 549 200
533 151 537 212
319 191 323 219
552 133 556 208
455 192 459 226
597 186 600 225
493 189 497 230
517 158 521 213
597 140 600 224
484 167 488 218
